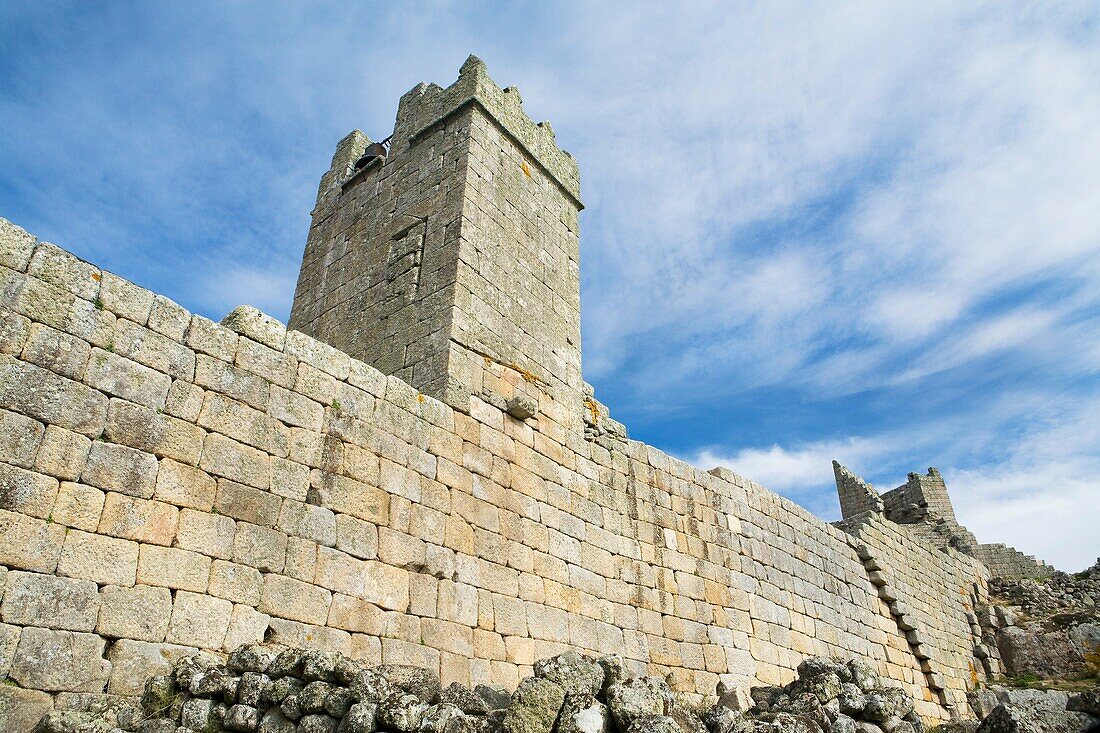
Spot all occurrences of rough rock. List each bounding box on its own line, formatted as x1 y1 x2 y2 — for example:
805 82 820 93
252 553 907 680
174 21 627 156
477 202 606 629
501 677 566 733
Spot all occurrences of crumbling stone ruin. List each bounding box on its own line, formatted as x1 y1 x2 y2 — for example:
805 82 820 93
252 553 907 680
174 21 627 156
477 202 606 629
0 56 1093 732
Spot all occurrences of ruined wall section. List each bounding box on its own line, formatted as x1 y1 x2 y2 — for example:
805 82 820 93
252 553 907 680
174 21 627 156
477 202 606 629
880 469 957 526
1 223 979 724
833 461 884 519
972 543 1054 581
840 513 991 714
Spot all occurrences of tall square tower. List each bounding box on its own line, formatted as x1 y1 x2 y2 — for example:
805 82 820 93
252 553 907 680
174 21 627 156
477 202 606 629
289 56 584 428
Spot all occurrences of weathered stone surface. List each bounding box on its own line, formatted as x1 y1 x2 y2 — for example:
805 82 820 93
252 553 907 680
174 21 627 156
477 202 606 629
0 462 59 518
0 570 99 631
21 322 90 379
81 440 159 499
97 584 173 641
97 492 179 545
35 427 92 482
100 270 155 324
0 407 44 468
0 355 107 436
606 678 670 731
10 627 111 692
56 529 138 585
0 217 38 271
166 590 234 647
137 544 211 592
223 306 287 351
0 685 54 733
502 677 565 733
104 397 204 465
84 348 171 409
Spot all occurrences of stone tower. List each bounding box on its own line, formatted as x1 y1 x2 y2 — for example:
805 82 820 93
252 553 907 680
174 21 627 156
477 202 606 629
289 56 584 428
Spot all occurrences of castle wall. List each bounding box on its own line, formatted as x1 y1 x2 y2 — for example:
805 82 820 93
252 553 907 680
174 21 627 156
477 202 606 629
840 513 993 705
0 221 985 727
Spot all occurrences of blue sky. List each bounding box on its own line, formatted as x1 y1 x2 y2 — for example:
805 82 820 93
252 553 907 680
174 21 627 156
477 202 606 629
2 2 1098 570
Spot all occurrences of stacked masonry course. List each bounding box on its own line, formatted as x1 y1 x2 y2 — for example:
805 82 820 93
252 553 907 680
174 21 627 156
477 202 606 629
0 58 1045 731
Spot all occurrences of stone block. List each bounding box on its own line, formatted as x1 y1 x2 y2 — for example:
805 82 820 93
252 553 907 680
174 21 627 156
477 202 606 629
147 295 190 341
335 513 378 560
378 527 427 569
208 559 263 604
84 348 171 409
361 560 411 613
235 338 296 388
0 407 44 468
164 378 204 421
137 545 210 592
104 398 204 465
269 384 324 430
97 584 173 641
111 318 195 380
0 217 37 271
278 500 337 545
28 242 100 300
307 471 389 525
50 481 105 531
9 271 114 347
215 478 282 526
166 590 233 647
176 508 235 559
200 433 271 489
106 639 199 696
0 622 19 676
0 684 54 733
57 529 139 586
0 309 31 355
271 456 309 500
155 459 217 511
198 391 290 457
221 305 286 351
1 570 99 631
327 594 386 634
260 574 331 624
35 426 92 481
233 521 288 572
285 329 352 379
0 462 59 518
99 271 154 324
0 509 66 573
10 627 111 692
98 492 179 545
283 536 318 581
21 322 91 379
0 355 107 436
184 314 238 360
194 354 269 410
81 440 158 498
223 603 270 652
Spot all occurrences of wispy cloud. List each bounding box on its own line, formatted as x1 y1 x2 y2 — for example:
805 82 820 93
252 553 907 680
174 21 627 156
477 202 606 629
1 2 1097 569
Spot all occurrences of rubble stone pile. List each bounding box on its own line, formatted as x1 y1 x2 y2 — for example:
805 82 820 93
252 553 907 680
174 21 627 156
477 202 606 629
721 657 927 733
984 559 1100 680
989 561 1099 618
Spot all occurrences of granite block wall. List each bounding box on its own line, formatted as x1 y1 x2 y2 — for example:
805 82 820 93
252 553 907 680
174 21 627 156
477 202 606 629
0 219 988 730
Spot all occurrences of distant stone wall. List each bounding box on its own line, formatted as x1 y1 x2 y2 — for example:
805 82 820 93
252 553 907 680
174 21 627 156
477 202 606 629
0 221 987 729
973 543 1054 581
840 513 993 701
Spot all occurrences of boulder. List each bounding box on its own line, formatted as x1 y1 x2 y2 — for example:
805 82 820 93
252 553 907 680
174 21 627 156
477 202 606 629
501 677 566 733
534 651 604 697
607 678 672 732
